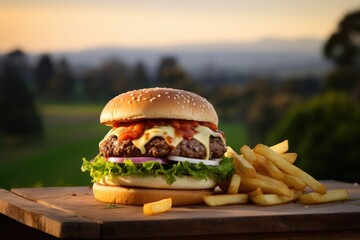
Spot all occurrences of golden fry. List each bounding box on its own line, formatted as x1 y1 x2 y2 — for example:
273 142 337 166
203 194 248 206
269 140 289 154
247 187 263 199
299 189 348 204
225 147 257 178
227 174 241 194
252 189 303 206
253 144 326 194
240 145 257 164
257 157 285 180
283 174 307 190
281 153 298 164
143 198 172 215
242 173 291 197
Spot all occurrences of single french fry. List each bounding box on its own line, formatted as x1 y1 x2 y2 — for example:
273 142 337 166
251 154 264 171
283 174 307 190
227 174 241 194
203 194 248 206
252 189 303 206
257 156 285 180
240 145 257 164
299 189 348 204
241 173 291 197
247 187 263 199
225 147 256 178
143 198 172 215
253 144 326 194
269 140 289 154
281 153 298 164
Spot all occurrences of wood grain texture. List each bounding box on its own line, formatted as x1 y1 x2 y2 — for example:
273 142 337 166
0 189 100 238
0 181 359 239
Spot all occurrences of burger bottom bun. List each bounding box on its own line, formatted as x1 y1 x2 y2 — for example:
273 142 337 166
98 175 217 189
93 183 214 206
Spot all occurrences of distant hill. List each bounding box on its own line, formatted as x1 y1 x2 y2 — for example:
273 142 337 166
2 37 331 78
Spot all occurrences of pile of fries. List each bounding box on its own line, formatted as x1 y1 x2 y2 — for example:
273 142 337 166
143 140 348 214
203 140 348 207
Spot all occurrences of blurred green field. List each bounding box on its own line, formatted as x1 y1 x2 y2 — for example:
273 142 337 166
0 103 248 190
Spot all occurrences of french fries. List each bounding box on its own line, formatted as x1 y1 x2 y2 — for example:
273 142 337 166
241 173 290 196
283 174 307 191
269 140 288 154
299 189 348 205
247 187 263 199
203 194 248 206
253 144 326 194
206 140 348 208
227 174 241 194
240 145 257 164
256 156 285 180
225 146 256 178
203 140 347 208
143 198 172 215
252 189 303 206
281 153 297 164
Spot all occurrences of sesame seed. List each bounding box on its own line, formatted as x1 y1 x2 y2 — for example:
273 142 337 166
181 105 184 109
158 94 161 97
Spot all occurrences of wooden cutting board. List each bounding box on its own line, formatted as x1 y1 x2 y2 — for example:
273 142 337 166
0 180 359 239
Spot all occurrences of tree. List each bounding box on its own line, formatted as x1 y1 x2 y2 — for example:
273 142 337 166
48 58 76 100
324 9 360 67
267 91 360 182
323 9 360 99
131 61 149 89
34 54 54 98
83 58 129 100
0 50 43 146
156 56 195 91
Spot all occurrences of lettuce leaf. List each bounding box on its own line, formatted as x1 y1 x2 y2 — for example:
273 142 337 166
81 155 234 185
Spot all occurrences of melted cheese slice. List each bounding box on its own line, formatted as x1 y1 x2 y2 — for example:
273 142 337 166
132 126 183 154
193 126 225 160
99 125 225 160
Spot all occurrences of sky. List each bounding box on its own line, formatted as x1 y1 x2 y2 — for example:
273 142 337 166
1 0 359 53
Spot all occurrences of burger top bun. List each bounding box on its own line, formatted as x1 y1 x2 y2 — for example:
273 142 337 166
100 87 219 126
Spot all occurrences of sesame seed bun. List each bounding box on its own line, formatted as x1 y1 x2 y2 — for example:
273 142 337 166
100 87 219 126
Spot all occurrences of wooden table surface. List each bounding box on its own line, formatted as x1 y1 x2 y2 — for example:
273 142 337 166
0 180 359 240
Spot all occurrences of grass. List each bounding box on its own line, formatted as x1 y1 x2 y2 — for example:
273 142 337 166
0 103 248 190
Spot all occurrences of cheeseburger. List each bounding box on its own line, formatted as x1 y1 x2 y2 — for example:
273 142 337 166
81 87 234 206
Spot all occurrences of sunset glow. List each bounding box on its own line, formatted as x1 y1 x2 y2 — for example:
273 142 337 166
0 0 359 52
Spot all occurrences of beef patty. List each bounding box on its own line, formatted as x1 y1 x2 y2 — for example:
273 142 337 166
100 135 226 159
